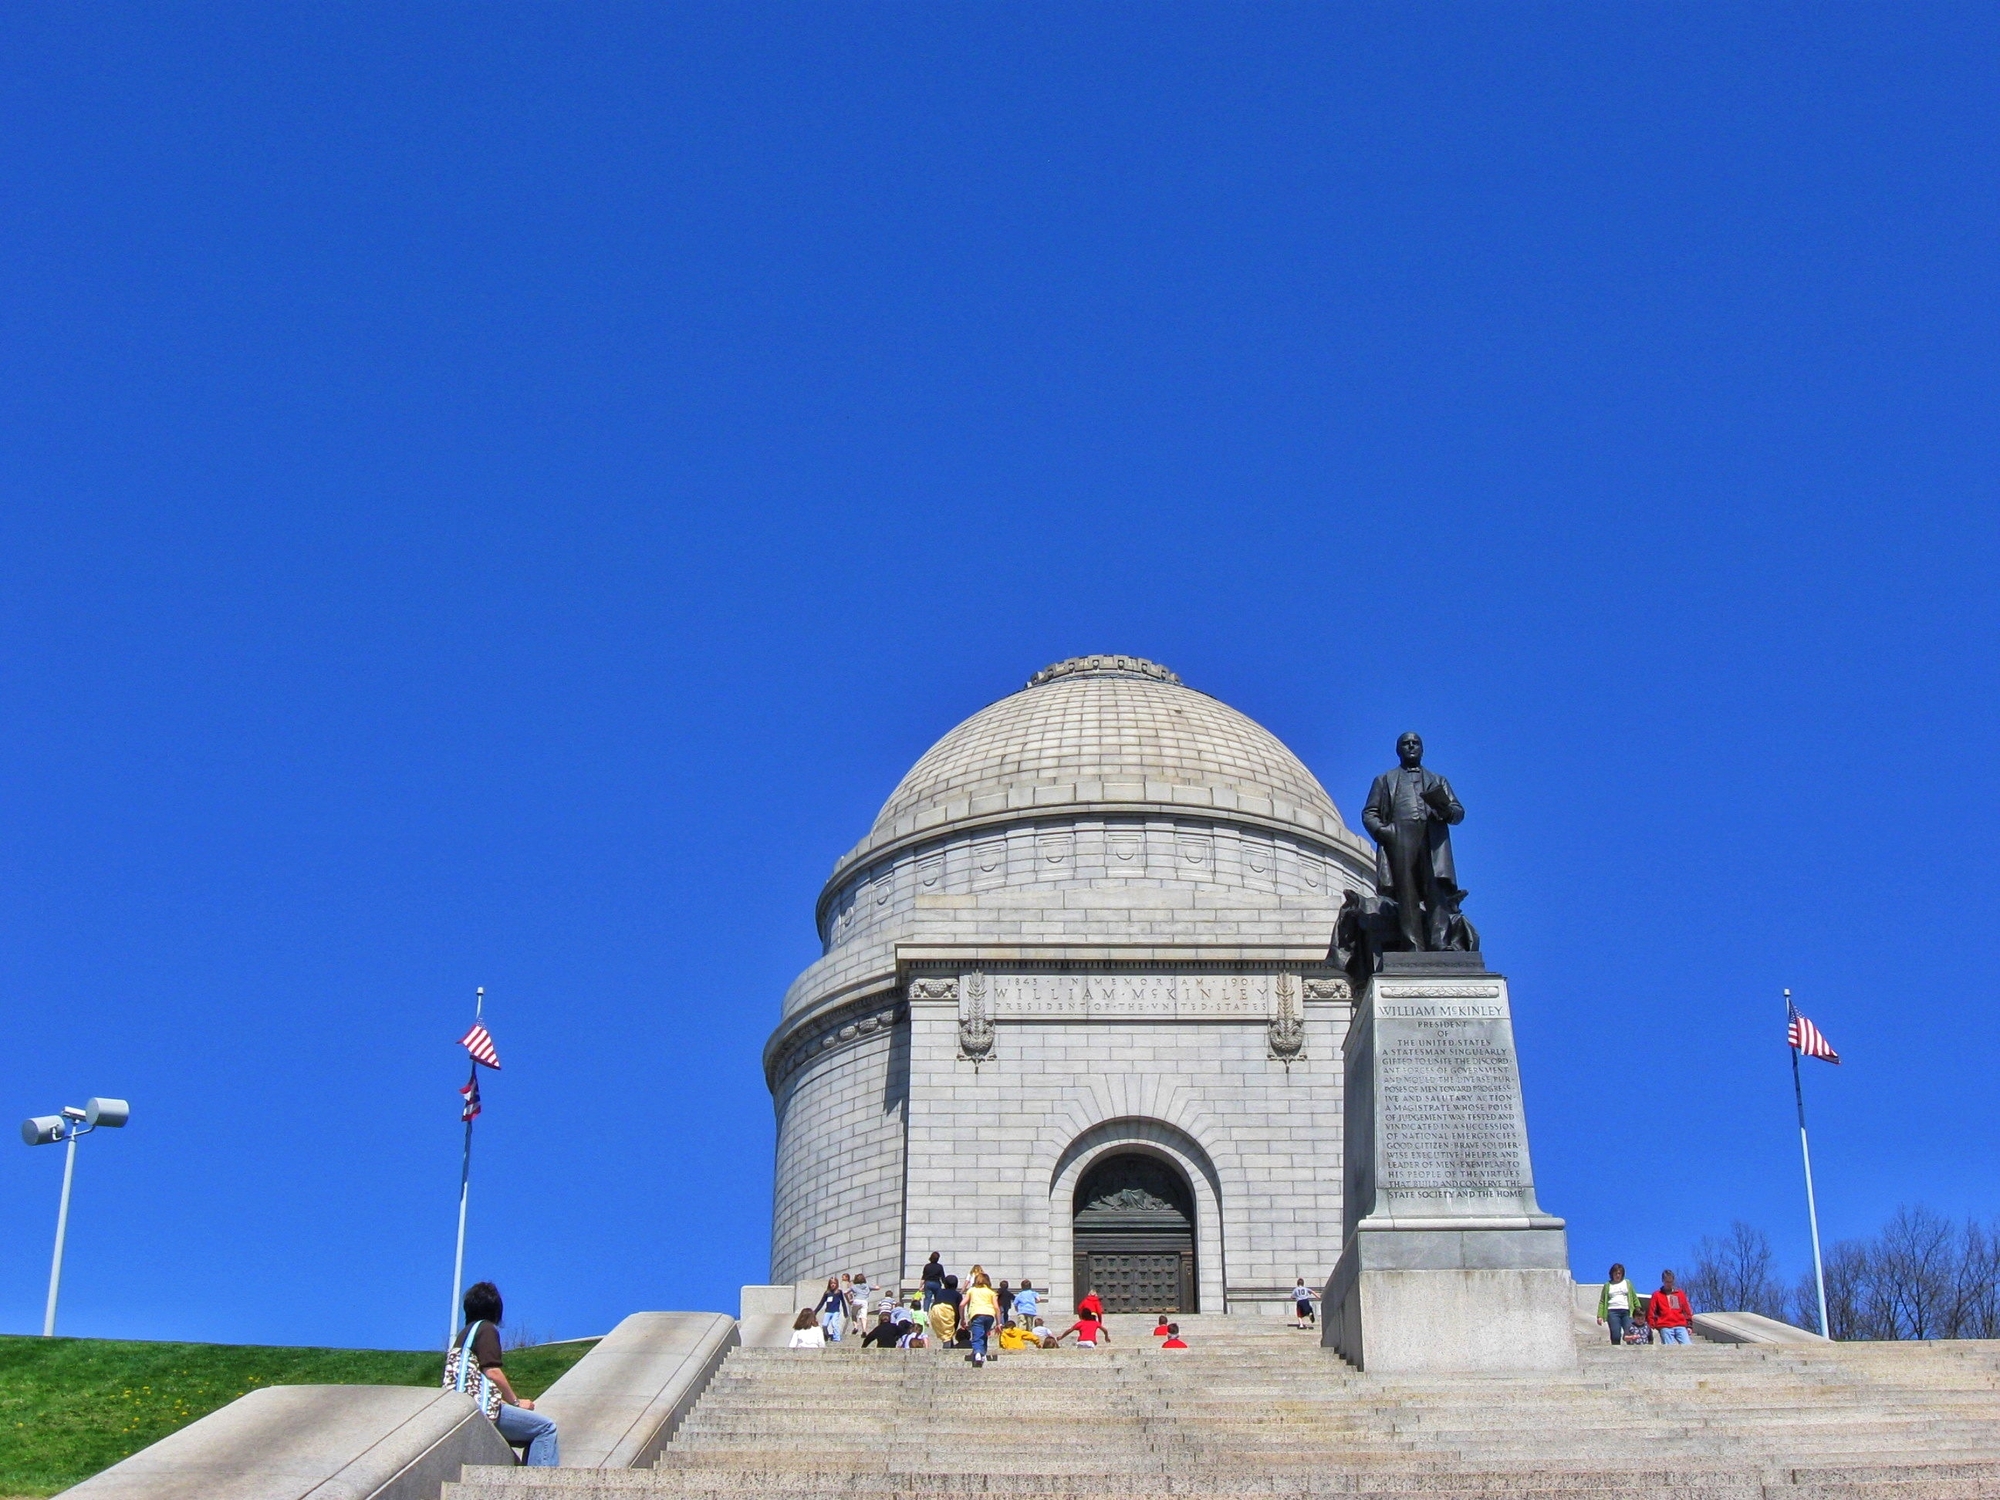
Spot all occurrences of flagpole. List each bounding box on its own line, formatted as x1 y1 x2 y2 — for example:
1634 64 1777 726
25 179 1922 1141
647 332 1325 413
447 986 483 1349
1787 987 1831 1338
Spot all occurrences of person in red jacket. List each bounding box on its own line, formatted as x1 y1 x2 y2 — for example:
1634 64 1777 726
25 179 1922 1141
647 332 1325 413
1646 1269 1693 1345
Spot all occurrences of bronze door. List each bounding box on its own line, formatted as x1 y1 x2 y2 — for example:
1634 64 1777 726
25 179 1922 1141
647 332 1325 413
1074 1249 1195 1314
1071 1153 1198 1314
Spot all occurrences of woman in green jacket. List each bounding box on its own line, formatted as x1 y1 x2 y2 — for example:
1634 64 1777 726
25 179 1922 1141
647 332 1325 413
1597 1264 1642 1346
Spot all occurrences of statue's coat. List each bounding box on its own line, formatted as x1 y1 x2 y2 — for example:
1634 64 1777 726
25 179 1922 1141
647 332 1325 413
1360 767 1462 892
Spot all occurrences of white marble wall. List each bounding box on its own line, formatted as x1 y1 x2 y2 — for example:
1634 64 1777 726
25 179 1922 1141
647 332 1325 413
769 807 1371 1302
770 1010 905 1287
900 989 1350 1313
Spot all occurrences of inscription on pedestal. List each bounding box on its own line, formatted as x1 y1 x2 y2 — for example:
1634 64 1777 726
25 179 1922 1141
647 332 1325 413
1370 985 1537 1212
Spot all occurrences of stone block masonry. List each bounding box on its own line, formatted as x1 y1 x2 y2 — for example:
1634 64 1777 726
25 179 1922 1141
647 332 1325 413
764 660 1377 1310
900 974 1350 1313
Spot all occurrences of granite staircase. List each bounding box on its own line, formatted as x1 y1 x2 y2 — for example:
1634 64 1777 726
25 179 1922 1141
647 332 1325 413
445 1314 2000 1499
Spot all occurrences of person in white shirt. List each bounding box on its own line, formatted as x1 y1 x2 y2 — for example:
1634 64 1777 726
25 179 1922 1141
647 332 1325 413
1292 1277 1316 1329
1596 1263 1641 1346
788 1308 827 1349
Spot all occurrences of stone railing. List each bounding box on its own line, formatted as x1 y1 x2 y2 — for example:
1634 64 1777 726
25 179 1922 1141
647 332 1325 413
57 1310 739 1500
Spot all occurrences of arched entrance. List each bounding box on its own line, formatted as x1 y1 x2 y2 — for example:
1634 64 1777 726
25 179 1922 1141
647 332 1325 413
1071 1152 1198 1313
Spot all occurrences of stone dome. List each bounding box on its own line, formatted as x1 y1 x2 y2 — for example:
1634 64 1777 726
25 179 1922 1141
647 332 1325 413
831 656 1358 880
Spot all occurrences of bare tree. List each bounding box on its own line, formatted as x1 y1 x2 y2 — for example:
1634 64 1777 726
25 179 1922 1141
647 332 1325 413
1943 1220 2000 1339
502 1321 558 1350
1794 1238 1871 1339
1874 1205 1956 1339
1778 1206 2000 1341
1684 1220 1788 1320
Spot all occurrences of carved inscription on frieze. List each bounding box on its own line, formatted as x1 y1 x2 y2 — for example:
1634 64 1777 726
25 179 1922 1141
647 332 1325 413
1375 995 1532 1203
985 972 1272 1020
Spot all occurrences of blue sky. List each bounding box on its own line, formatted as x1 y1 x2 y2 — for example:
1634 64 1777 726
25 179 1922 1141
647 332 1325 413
2 5 1995 1348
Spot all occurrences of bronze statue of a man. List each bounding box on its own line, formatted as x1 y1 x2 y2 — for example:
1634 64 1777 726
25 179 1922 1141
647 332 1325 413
1361 732 1465 951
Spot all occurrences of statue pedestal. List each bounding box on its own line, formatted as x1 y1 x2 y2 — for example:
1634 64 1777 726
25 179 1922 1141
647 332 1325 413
1324 957 1575 1374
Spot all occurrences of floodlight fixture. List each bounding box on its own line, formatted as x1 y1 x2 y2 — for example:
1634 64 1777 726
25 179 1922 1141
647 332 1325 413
20 1095 131 1336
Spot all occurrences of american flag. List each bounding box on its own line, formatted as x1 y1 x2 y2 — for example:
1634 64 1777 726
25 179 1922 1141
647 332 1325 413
459 1022 501 1069
1788 1003 1840 1065
459 1071 482 1122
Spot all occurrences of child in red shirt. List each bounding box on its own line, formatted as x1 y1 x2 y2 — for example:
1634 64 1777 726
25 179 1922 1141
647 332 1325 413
1060 1312 1109 1347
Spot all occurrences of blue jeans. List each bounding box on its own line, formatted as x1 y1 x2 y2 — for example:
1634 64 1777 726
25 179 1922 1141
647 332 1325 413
820 1308 843 1342
969 1313 995 1358
922 1285 939 1311
495 1403 559 1466
1658 1325 1691 1345
1606 1308 1631 1344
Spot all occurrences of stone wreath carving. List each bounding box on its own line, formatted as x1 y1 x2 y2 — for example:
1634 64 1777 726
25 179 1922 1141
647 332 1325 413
772 1003 903 1087
958 971 994 1065
1268 972 1306 1065
1303 976 1353 1004
909 978 959 1004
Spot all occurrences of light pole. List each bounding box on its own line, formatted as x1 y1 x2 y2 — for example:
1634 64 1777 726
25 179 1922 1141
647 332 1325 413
21 1097 130 1337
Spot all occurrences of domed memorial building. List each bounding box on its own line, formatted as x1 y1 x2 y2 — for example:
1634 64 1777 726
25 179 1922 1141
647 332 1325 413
764 656 1375 1315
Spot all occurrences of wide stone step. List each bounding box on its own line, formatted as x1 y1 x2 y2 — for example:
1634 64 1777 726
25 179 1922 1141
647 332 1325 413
444 1465 2000 1499
446 1325 2000 1500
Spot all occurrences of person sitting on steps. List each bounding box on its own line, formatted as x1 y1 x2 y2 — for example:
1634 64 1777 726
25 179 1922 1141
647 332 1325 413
1160 1322 1188 1349
788 1308 826 1348
861 1306 906 1347
451 1282 559 1466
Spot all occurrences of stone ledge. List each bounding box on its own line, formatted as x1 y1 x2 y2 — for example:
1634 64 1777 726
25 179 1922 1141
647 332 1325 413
535 1312 738 1469
1693 1309 1830 1344
896 942 1339 967
57 1384 512 1500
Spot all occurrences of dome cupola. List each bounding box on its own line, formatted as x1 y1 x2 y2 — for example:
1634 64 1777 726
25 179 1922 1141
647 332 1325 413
832 656 1360 884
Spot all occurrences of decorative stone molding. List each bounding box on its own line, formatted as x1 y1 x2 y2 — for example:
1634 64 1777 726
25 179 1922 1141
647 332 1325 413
1268 973 1306 1065
1304 976 1353 1004
1025 655 1182 688
909 977 959 1004
771 1002 904 1088
1373 982 1503 1001
957 972 994 1065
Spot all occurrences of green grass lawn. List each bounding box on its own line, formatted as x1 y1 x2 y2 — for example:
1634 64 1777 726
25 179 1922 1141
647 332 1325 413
0 1333 598 1497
